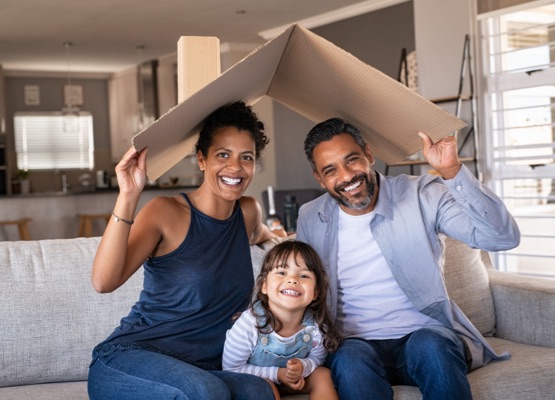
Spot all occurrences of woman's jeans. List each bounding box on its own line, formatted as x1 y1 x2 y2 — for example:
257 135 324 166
326 325 472 400
88 347 274 400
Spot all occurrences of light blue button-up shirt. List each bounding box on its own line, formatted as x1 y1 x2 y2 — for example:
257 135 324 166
296 164 520 370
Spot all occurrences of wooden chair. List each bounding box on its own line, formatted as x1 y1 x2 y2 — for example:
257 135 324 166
77 213 111 237
0 218 32 240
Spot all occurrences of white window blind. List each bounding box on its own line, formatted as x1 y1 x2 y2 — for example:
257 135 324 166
14 112 95 171
479 0 555 279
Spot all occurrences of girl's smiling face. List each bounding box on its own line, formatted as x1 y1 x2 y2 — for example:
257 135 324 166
262 253 318 315
197 127 256 201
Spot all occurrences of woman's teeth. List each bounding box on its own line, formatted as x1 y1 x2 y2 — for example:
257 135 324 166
221 176 242 185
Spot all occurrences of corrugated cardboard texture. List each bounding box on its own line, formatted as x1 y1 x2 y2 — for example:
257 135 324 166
133 25 466 181
177 36 221 103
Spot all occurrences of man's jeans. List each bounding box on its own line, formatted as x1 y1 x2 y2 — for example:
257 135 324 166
326 325 472 400
88 347 274 400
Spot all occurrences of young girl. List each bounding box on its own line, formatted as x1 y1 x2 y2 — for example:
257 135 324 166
222 240 341 400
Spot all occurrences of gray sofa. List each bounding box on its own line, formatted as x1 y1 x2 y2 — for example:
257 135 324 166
0 236 554 399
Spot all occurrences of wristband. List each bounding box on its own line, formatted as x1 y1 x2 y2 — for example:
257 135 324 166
112 211 134 225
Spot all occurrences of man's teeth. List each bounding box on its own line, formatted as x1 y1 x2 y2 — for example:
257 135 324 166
344 180 362 192
222 176 242 185
281 289 301 295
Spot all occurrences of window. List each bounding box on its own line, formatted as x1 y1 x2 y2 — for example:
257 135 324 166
14 112 95 171
479 0 555 278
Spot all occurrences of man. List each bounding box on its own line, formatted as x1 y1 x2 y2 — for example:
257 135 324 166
296 118 520 399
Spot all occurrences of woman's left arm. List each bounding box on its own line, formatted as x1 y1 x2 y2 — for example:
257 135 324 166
240 196 287 245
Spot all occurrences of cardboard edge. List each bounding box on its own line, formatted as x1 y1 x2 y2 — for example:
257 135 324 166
132 25 297 181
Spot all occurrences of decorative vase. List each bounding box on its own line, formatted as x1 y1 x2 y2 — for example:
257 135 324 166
20 179 30 194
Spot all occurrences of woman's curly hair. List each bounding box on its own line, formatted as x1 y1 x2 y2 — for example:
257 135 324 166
195 101 269 159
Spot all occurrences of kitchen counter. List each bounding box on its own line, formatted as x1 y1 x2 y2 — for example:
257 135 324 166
0 185 197 240
3 184 196 198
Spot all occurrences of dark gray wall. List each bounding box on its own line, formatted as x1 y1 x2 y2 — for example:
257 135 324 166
4 77 112 191
274 1 416 190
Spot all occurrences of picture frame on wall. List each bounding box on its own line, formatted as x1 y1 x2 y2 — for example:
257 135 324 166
24 85 40 106
63 84 84 106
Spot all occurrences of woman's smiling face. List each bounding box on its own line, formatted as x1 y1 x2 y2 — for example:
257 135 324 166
198 127 256 201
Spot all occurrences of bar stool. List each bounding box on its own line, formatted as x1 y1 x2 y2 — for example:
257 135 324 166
0 218 32 240
77 213 111 237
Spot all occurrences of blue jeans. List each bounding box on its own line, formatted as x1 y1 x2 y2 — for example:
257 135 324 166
88 347 274 400
326 326 472 400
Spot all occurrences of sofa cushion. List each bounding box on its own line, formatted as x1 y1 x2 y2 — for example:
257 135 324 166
0 238 143 388
0 381 87 400
388 336 555 400
468 337 555 400
442 236 496 336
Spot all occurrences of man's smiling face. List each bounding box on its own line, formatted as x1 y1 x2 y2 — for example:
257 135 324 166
312 133 378 216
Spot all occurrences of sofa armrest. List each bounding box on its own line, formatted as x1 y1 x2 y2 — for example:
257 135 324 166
488 268 555 347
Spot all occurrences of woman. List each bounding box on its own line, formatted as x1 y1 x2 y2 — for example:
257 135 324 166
88 102 280 400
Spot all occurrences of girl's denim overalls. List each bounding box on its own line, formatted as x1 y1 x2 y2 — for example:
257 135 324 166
247 302 316 367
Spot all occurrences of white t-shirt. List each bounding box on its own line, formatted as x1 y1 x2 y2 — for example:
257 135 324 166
337 208 439 340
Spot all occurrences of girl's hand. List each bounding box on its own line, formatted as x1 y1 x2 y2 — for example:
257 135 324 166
278 359 305 390
418 132 461 179
115 147 148 195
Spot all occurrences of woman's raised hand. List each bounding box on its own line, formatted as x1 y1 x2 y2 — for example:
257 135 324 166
115 147 148 195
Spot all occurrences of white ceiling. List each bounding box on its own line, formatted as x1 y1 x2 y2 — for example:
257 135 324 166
0 0 403 75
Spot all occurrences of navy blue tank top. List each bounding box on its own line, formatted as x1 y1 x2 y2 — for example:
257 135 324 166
102 193 254 369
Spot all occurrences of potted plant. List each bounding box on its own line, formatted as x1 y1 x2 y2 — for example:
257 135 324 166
17 169 30 194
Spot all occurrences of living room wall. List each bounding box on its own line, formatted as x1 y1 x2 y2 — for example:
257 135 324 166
4 76 113 192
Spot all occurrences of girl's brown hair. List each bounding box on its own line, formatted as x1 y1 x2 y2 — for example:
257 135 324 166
252 240 341 352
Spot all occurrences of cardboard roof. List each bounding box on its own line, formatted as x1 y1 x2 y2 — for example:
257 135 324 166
133 24 466 181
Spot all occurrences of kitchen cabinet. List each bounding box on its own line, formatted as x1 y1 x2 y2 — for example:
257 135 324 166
108 68 140 163
0 186 196 240
0 135 7 195
108 61 160 163
0 66 8 195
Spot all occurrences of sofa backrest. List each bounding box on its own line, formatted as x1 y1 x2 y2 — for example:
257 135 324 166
0 237 143 388
443 236 496 336
0 237 269 388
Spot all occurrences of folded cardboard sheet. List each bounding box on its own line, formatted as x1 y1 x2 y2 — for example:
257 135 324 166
133 24 466 181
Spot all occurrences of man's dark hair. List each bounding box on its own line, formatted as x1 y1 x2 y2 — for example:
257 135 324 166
195 101 269 158
304 117 367 171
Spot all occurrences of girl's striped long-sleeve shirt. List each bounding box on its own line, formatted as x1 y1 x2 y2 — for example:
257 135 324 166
222 308 327 384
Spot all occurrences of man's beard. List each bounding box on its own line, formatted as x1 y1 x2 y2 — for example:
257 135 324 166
331 173 376 211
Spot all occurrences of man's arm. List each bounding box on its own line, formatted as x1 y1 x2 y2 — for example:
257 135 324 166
418 132 519 250
437 164 520 250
